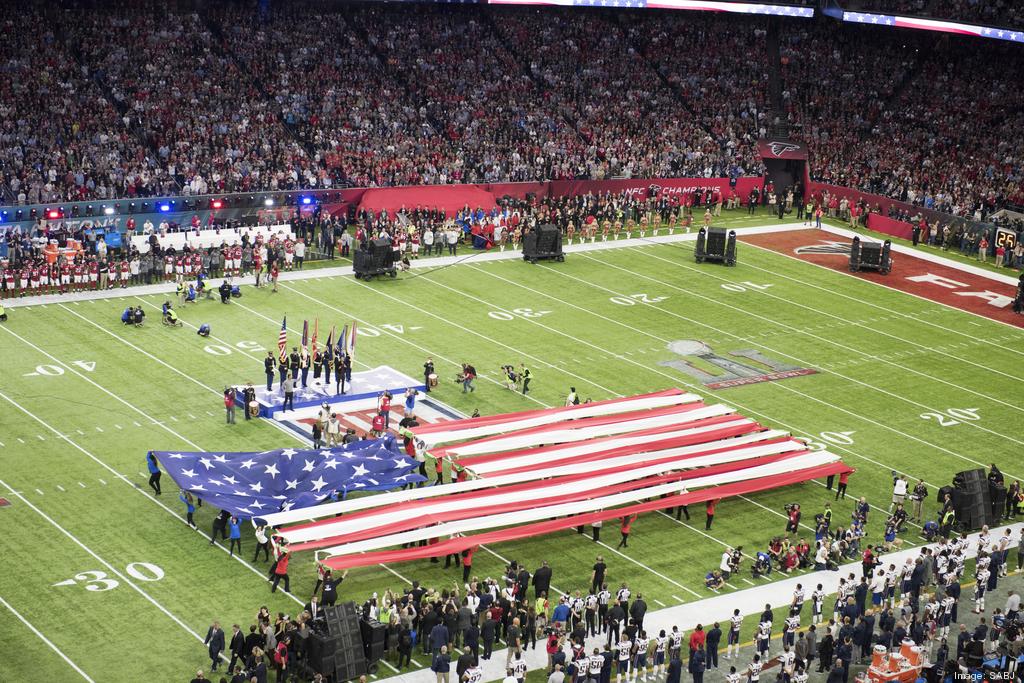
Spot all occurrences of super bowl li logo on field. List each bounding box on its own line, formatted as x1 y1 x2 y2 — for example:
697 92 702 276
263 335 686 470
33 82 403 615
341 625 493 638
659 340 817 390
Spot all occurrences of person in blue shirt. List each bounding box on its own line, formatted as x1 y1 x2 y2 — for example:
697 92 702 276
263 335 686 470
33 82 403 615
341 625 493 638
185 284 197 303
146 453 162 495
179 490 196 527
197 323 210 337
228 516 242 556
404 387 417 416
121 307 133 325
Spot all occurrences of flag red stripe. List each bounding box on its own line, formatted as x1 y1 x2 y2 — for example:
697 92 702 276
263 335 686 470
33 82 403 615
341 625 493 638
320 462 852 570
410 389 688 435
285 449 807 552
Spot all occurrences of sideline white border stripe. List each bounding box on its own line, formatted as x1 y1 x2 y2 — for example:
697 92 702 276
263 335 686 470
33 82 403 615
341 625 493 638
0 479 217 655
2 222 808 310
0 594 96 682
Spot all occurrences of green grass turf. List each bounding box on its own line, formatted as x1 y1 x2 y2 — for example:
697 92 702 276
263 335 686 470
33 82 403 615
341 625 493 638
0 220 1021 682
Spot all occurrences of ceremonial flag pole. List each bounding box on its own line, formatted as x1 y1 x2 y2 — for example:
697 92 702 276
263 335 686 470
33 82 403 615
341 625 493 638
339 324 349 358
301 320 309 349
311 318 319 356
348 321 358 362
277 316 288 362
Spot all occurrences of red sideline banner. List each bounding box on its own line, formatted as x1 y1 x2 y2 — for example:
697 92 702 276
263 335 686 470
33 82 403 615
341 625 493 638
808 182 953 239
866 213 914 241
320 177 766 220
321 461 852 570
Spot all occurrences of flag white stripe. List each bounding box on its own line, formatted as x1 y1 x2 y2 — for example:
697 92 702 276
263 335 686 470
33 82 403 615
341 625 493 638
256 428 787 528
280 435 802 544
318 452 840 557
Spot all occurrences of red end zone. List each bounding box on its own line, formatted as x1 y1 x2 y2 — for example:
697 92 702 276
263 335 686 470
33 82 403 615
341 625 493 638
741 230 1024 328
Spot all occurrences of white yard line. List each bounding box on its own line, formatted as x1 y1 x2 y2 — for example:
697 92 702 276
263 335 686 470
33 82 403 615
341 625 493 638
733 236 1024 360
0 594 97 682
61 302 416 588
553 253 1024 475
0 479 223 660
445 263 958 491
0 378 307 609
628 247 1024 412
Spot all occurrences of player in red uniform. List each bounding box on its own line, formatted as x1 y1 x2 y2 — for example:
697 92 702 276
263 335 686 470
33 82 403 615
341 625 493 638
119 259 130 288
164 253 175 281
231 245 242 276
2 266 15 298
73 260 86 292
88 258 99 289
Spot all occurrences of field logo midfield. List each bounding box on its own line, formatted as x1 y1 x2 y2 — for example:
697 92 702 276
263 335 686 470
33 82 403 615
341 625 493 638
660 340 818 390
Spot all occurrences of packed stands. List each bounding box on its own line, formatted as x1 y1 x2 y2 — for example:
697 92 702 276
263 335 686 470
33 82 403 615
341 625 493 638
0 2 1021 218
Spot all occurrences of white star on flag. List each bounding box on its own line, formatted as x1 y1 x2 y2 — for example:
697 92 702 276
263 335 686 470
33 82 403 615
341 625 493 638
323 459 340 470
281 449 297 459
213 454 227 464
264 463 280 478
240 459 257 470
302 459 316 473
223 475 238 486
249 481 263 493
193 484 205 491
182 468 198 478
208 480 223 487
285 479 299 490
250 499 265 510
393 458 410 468
352 464 370 477
310 476 328 492
168 453 185 459
199 457 214 470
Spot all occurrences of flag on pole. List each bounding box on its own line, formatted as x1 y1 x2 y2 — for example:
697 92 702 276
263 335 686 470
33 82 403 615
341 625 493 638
324 326 335 359
338 324 349 356
348 321 358 358
301 320 309 348
311 319 319 356
277 317 288 362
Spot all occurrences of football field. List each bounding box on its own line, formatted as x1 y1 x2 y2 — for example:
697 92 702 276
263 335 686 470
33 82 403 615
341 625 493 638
1 227 1022 682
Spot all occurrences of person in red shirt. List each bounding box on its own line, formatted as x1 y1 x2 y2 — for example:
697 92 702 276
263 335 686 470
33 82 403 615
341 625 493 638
705 499 719 531
73 261 86 292
688 624 706 654
270 262 279 292
461 545 477 583
370 413 385 436
617 514 637 548
378 391 392 428
835 468 853 500
271 549 290 593
88 258 99 289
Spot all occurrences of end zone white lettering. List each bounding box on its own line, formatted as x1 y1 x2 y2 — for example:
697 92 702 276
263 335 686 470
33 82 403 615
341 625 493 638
905 273 968 289
953 290 1015 308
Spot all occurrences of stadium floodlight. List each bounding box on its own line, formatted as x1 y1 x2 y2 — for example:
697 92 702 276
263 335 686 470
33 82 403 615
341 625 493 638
47 209 60 219
212 199 224 209
264 198 275 207
104 206 115 215
301 196 312 205
159 203 171 213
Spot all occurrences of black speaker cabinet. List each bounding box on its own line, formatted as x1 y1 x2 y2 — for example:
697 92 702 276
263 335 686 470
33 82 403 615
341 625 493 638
952 469 992 531
849 237 891 274
695 227 737 266
360 619 387 663
522 224 564 263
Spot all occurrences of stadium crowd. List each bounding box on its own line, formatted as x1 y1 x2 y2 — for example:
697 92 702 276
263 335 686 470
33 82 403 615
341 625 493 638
1 2 1022 221
5 186 1024 300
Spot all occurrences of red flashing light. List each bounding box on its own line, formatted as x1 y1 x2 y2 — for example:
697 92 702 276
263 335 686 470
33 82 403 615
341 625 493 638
212 199 223 209
47 210 61 219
